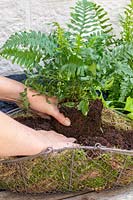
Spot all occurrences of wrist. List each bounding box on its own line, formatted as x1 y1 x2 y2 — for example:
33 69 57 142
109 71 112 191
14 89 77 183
17 87 30 110
19 88 38 111
0 76 25 102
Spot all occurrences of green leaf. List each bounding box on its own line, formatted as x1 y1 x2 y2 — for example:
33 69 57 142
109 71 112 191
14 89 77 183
124 97 133 112
89 63 96 76
104 77 114 90
78 100 89 115
127 112 133 120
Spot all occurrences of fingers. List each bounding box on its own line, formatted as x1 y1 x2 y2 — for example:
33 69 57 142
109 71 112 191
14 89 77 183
65 142 79 148
54 141 79 150
28 92 71 127
38 130 76 142
36 130 79 150
66 137 76 143
55 133 77 144
50 109 71 126
27 90 69 127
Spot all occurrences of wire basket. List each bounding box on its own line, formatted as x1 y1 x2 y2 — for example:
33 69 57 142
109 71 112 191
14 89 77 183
0 142 133 194
0 108 132 194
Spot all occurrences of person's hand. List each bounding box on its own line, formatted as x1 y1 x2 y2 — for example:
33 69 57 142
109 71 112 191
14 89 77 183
27 88 71 126
0 76 70 126
35 130 78 151
0 111 77 157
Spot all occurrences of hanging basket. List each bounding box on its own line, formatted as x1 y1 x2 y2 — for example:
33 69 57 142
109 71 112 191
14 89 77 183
0 109 133 194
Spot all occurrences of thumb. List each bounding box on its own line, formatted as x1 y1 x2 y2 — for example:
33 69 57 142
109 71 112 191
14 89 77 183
49 108 71 126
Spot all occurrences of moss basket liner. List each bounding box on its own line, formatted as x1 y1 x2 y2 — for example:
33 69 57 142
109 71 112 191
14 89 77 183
0 108 133 194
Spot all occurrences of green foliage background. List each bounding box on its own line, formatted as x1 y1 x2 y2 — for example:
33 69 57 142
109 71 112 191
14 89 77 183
0 0 133 117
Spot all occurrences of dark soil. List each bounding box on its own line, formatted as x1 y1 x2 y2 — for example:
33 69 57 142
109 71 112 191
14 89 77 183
16 99 133 150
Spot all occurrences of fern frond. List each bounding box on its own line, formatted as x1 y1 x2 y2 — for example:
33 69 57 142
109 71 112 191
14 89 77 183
119 78 133 101
0 31 56 56
1 48 42 69
67 0 113 38
121 0 133 42
0 31 57 70
106 43 133 67
53 22 70 51
98 43 133 103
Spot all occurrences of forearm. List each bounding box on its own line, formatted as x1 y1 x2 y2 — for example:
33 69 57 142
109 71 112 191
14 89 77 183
0 111 43 157
0 76 25 102
0 76 71 126
0 111 76 157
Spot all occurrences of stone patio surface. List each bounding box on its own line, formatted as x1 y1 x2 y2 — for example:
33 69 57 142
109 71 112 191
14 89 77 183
0 184 132 200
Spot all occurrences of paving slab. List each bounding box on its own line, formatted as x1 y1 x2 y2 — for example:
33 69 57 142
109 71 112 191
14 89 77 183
0 184 132 200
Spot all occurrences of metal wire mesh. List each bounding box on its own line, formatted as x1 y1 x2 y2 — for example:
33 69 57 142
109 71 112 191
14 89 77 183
0 145 133 194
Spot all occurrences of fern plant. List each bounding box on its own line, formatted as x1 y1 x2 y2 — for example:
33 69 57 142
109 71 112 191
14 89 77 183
120 0 133 42
0 0 133 118
67 0 113 38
